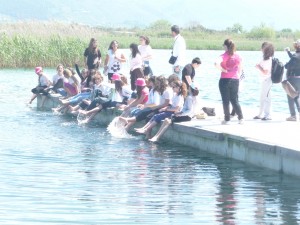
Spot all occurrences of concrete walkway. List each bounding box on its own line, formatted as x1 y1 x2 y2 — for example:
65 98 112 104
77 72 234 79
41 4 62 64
37 94 300 177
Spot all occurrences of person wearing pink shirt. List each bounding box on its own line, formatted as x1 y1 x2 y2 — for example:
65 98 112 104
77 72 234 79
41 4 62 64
215 39 244 125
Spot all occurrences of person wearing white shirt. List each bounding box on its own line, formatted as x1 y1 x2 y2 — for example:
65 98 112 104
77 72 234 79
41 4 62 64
138 36 153 77
129 43 144 91
253 42 274 121
170 25 186 80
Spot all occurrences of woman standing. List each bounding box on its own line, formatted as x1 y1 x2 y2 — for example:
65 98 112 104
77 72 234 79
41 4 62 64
103 40 126 82
138 36 153 77
215 39 244 125
84 38 102 70
253 42 274 120
285 39 300 121
129 43 144 91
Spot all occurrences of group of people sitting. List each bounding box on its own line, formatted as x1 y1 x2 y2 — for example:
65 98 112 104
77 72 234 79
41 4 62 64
28 63 201 142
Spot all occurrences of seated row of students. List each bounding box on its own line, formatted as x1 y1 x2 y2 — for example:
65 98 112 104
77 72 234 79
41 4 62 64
30 64 200 142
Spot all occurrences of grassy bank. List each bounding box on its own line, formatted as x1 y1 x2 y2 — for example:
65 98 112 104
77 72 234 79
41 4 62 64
0 21 297 68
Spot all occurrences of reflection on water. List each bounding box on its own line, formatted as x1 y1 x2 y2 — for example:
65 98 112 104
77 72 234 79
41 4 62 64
0 51 300 224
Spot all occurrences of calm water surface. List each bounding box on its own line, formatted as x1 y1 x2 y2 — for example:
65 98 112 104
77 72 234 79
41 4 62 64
0 50 300 224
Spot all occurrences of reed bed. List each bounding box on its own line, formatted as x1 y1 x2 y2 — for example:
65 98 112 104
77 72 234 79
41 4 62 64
0 21 296 68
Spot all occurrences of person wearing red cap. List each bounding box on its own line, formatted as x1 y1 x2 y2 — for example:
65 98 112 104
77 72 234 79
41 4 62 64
28 66 50 105
121 78 149 116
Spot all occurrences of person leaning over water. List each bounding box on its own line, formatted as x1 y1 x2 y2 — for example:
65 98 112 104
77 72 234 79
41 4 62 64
103 40 126 82
284 39 300 121
138 36 153 78
170 25 186 80
215 39 244 125
28 66 51 105
182 57 201 90
253 42 274 121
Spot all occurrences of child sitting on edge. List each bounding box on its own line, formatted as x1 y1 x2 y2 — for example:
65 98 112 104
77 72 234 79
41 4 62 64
28 66 51 106
135 80 187 139
149 84 199 142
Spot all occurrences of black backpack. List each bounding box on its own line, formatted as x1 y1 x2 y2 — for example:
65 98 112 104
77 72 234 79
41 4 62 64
271 58 284 83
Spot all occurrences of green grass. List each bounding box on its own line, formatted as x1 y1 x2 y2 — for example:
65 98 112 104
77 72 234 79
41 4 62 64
0 21 296 68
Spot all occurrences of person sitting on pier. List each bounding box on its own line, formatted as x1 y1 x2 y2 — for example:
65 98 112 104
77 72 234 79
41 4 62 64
78 73 132 124
61 68 80 97
28 66 51 106
46 64 64 94
118 76 160 131
120 78 149 118
135 80 187 139
149 83 199 142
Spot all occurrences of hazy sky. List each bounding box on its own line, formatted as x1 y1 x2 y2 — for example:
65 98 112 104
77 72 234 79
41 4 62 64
0 0 299 31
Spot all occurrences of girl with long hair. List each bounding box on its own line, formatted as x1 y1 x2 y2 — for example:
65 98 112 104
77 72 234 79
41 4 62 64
129 43 144 91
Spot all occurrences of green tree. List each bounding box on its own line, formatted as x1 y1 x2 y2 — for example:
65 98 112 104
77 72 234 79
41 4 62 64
247 24 275 39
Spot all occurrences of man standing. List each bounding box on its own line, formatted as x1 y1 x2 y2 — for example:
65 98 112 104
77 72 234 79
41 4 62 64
182 57 201 90
170 25 186 79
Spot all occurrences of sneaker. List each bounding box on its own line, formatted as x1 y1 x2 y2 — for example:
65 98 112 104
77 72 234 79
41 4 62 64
238 119 244 124
221 120 229 125
253 116 261 119
286 116 297 121
261 117 272 121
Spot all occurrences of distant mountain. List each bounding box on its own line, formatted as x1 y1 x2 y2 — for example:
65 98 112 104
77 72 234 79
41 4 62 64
0 0 299 31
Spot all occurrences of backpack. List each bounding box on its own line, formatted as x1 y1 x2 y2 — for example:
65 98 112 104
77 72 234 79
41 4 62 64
271 58 284 83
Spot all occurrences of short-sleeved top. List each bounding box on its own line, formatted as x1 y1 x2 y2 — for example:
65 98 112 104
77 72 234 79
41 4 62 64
146 89 161 105
84 48 101 70
138 45 153 66
38 74 49 87
112 85 133 102
220 51 242 79
52 73 63 85
160 87 173 105
170 94 184 111
182 64 195 86
107 49 123 74
140 87 149 104
130 54 143 71
258 58 272 79
180 95 197 117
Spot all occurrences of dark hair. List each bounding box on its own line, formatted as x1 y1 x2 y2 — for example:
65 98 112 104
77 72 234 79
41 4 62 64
148 76 156 85
140 35 150 45
191 86 199 96
114 80 123 94
192 57 201 64
261 42 274 60
168 74 180 87
223 39 236 55
129 43 140 58
171 25 180 34
155 75 168 95
108 40 118 50
88 38 98 54
173 80 187 98
136 85 146 99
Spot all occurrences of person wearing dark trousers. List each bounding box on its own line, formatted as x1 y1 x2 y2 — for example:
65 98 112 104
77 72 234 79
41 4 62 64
284 39 300 121
215 39 244 125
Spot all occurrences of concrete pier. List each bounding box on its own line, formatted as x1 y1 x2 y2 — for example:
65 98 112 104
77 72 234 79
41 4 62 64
37 94 300 177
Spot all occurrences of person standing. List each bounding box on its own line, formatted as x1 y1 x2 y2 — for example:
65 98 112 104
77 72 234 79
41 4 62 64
138 36 153 78
103 40 126 82
170 25 186 79
284 39 300 121
129 43 144 91
182 57 201 90
215 39 244 125
253 42 274 121
84 38 101 70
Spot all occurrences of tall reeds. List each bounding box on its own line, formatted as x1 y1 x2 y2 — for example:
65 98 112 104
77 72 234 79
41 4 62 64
0 21 295 68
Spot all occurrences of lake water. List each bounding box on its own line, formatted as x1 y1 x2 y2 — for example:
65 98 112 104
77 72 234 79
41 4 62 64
1 50 300 224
